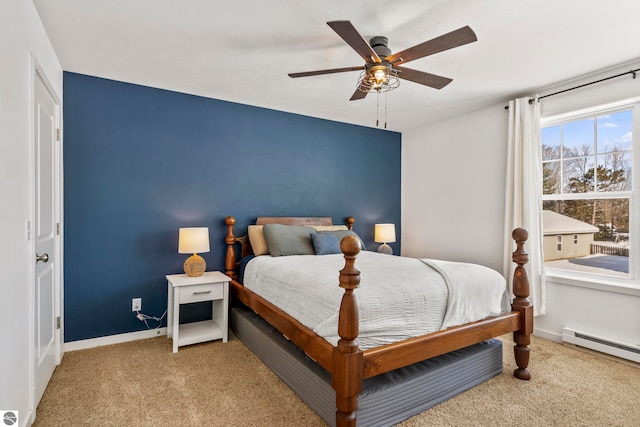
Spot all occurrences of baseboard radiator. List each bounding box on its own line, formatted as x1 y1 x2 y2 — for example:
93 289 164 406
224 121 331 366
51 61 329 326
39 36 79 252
562 328 640 363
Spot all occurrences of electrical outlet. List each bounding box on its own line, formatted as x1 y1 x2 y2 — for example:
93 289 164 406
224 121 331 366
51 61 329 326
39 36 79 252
132 298 142 312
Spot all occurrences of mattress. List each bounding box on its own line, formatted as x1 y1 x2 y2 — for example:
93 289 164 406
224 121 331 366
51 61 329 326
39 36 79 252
231 306 503 427
243 251 508 349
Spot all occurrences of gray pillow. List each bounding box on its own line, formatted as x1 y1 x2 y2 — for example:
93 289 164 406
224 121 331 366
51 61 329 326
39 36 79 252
318 230 366 250
311 232 341 255
263 224 316 256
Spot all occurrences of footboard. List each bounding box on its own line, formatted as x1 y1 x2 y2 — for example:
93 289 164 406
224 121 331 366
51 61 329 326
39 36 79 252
333 230 532 426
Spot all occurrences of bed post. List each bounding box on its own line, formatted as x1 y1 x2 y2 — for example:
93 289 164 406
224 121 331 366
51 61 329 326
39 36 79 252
346 216 355 230
511 228 533 380
224 216 237 280
333 236 364 427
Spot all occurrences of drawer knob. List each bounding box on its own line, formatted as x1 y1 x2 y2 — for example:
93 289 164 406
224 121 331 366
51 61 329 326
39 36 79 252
192 290 212 295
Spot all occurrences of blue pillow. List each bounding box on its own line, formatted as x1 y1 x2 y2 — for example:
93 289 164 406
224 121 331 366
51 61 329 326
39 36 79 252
318 230 366 250
311 232 341 255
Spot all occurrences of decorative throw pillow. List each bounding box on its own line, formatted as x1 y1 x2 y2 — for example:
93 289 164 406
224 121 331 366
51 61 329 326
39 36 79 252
311 232 341 255
319 230 366 250
263 224 316 256
248 225 269 256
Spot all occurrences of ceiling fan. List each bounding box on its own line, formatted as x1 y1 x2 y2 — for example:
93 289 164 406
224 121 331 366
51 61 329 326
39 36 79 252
289 21 477 101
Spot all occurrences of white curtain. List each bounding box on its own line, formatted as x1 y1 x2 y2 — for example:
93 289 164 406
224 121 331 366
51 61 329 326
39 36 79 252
503 96 546 316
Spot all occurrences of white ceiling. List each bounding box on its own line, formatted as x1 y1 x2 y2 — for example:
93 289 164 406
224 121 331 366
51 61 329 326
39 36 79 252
34 0 640 132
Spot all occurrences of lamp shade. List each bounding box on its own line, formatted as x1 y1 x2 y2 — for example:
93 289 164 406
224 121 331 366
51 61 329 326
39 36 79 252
178 227 210 254
374 224 396 243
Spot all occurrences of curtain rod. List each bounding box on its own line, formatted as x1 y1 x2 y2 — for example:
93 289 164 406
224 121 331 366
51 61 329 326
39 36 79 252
504 68 640 109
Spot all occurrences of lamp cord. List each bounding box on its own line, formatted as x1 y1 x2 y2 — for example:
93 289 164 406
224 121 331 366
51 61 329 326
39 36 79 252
136 309 167 330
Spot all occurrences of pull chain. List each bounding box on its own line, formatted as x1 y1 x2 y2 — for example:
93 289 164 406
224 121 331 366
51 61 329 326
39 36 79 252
384 92 388 129
376 91 380 127
374 91 389 128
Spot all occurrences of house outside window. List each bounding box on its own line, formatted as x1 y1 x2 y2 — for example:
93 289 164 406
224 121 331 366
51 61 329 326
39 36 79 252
541 103 636 281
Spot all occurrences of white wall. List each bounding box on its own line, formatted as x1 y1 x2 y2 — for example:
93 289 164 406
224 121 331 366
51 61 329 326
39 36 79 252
402 60 640 347
402 104 509 272
0 2 61 426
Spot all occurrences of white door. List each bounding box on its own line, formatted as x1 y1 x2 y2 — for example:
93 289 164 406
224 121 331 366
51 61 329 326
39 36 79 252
33 69 60 406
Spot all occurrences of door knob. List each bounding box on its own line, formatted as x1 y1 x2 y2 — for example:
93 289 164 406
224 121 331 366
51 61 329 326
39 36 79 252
36 253 49 263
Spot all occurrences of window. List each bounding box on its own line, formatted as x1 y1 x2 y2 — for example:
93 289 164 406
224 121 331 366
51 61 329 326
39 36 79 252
541 104 635 280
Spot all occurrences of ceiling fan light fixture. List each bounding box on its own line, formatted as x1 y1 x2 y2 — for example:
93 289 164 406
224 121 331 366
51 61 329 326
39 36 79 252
357 64 399 94
374 69 387 83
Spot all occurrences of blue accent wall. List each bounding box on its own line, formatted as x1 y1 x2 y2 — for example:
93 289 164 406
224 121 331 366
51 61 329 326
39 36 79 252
63 72 401 342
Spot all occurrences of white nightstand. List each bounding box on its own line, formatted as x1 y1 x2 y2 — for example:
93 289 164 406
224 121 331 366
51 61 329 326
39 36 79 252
166 271 230 353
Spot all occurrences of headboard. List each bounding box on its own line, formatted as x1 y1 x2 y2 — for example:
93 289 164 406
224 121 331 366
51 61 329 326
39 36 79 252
224 216 355 279
256 216 334 226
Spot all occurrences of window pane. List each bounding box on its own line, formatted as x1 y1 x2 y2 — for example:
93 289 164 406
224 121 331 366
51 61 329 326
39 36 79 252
563 118 594 154
542 125 561 160
563 156 594 193
542 200 629 277
543 160 561 195
596 152 632 192
596 110 632 154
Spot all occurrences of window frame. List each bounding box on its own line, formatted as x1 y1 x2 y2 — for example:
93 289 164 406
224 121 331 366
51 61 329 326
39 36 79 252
541 100 639 287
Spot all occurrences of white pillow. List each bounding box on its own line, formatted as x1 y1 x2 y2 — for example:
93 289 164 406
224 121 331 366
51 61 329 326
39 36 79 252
248 225 269 256
311 225 348 232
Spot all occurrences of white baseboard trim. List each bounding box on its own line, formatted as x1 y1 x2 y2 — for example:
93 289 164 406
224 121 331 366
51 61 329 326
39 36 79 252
64 327 167 352
534 327 562 343
24 408 34 427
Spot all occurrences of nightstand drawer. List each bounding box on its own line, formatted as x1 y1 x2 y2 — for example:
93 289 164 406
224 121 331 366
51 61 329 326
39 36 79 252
179 283 223 304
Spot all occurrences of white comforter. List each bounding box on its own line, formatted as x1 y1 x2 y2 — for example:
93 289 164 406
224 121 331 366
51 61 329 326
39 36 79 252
243 251 507 350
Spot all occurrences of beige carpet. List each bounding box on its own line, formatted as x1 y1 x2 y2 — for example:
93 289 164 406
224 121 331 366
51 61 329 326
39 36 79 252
34 333 639 426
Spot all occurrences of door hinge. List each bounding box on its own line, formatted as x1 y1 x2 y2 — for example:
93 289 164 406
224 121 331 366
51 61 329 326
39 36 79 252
56 222 60 235
56 128 61 141
56 316 61 329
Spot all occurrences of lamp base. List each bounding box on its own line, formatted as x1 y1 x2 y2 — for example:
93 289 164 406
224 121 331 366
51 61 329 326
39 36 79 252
377 243 393 255
184 254 206 277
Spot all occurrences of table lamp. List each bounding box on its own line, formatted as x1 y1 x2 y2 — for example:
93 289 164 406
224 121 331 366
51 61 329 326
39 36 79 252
374 223 396 255
178 227 210 277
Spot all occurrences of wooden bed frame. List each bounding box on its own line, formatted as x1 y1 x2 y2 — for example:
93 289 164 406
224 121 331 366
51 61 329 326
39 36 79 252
224 216 533 427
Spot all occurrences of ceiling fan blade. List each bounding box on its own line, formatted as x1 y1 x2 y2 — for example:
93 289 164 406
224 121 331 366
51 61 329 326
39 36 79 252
386 26 477 65
394 67 453 89
288 66 363 78
349 83 369 101
327 21 382 63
